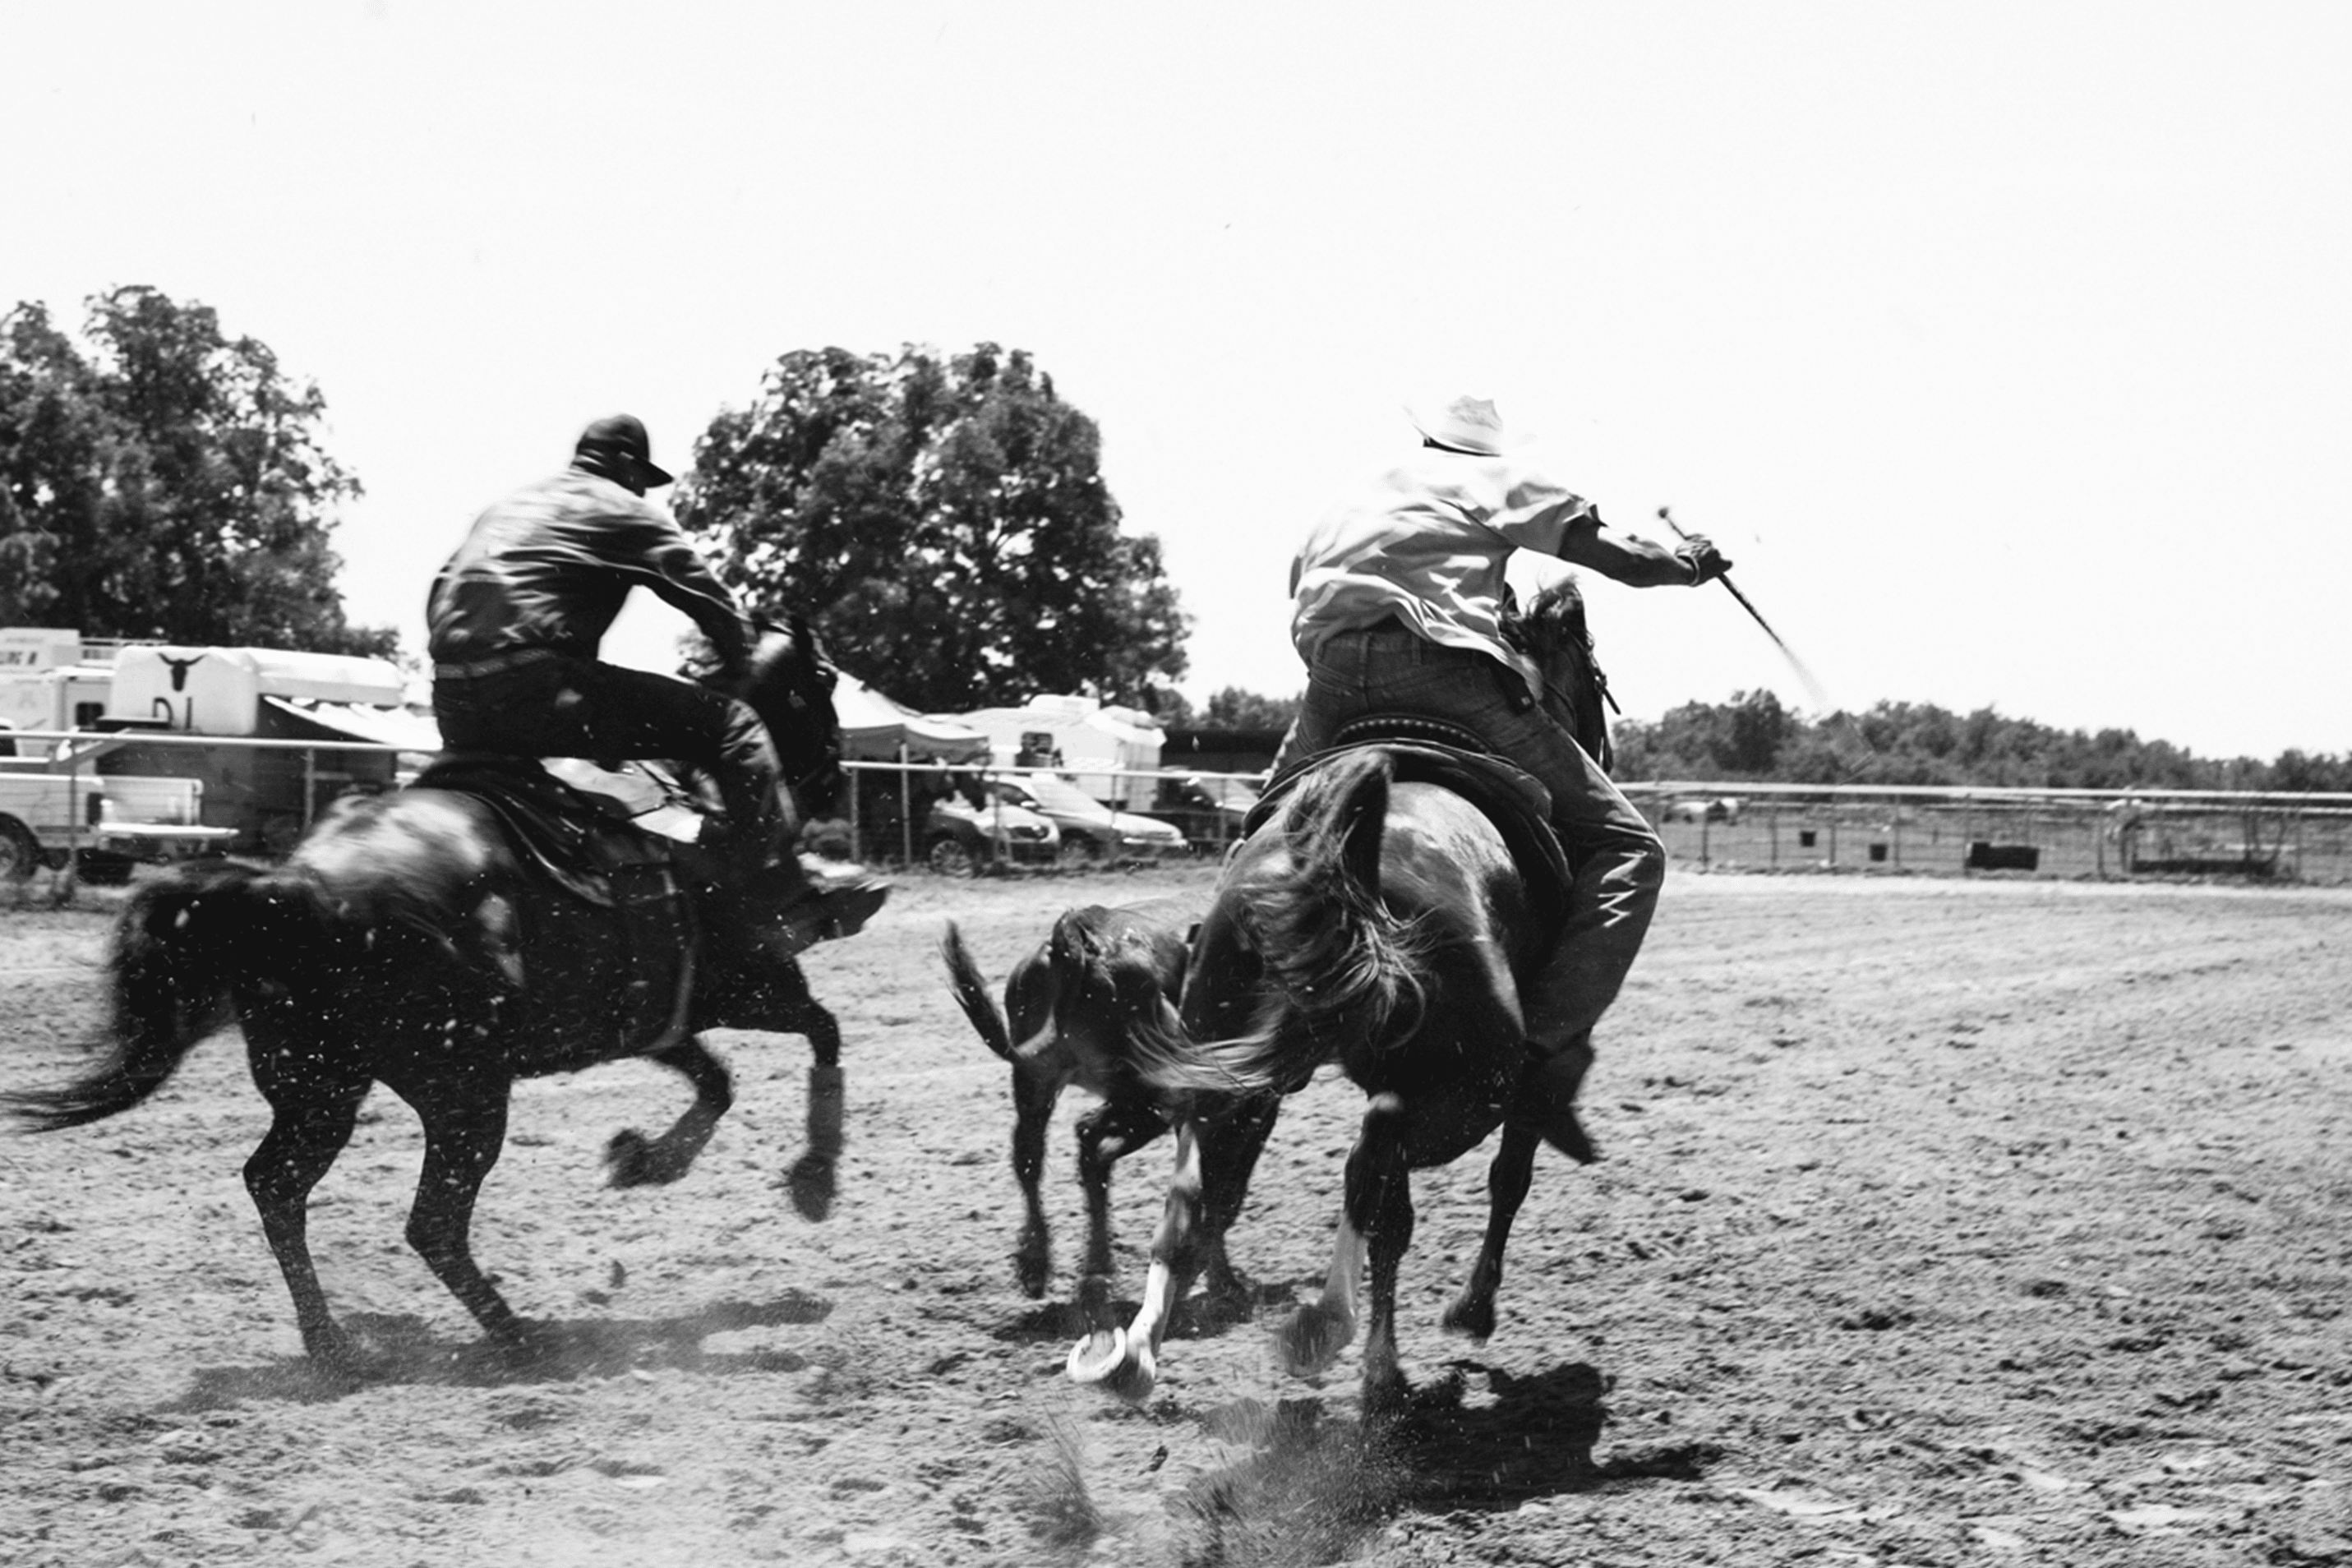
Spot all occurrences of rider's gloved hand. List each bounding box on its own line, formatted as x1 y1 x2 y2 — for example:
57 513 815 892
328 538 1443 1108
1675 535 1732 584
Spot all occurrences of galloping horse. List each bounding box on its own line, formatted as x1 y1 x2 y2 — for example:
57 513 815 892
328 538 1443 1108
7 621 864 1373
1069 578 1611 1416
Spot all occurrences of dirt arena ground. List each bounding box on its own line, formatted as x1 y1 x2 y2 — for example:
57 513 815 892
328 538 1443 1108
3 865 2349 1567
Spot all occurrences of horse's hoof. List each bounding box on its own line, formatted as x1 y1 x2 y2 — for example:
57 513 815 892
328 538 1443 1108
1440 1298 1498 1342
1067 1329 1154 1403
302 1321 363 1380
606 1129 657 1188
1065 1326 1125 1383
1278 1303 1354 1377
1362 1369 1413 1420
1204 1266 1257 1312
1014 1253 1052 1300
492 1317 560 1366
785 1154 837 1221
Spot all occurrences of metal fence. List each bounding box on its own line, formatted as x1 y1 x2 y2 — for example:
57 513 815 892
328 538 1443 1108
8 726 2350 888
1621 782 2352 884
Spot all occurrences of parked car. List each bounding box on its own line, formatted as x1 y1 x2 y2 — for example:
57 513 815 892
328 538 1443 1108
922 787 1059 878
987 772 1190 865
1150 772 1262 854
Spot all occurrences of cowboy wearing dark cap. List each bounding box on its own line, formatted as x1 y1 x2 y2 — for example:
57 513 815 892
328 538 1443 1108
1275 394 1730 1160
427 414 883 958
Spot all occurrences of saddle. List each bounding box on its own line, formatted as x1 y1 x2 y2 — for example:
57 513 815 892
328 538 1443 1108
413 755 702 905
1247 732 1575 932
413 755 702 1049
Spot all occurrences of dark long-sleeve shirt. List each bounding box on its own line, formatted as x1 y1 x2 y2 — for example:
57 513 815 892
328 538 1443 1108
427 466 753 668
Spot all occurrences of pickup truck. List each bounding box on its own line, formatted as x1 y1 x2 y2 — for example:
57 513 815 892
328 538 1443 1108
0 766 236 881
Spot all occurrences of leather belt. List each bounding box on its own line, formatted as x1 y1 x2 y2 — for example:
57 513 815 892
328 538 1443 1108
432 646 564 680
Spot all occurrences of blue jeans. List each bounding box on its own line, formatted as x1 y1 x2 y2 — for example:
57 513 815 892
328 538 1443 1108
1275 621 1663 1048
432 654 796 852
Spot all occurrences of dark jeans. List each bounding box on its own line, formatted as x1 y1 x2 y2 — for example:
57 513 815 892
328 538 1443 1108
1274 621 1663 1048
432 654 796 851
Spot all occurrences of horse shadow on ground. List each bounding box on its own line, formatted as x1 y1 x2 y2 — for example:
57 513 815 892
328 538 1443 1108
156 1289 836 1413
1160 1358 1723 1568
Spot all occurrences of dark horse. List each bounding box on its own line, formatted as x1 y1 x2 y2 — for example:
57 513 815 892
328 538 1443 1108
6 622 864 1374
1069 577 1610 1416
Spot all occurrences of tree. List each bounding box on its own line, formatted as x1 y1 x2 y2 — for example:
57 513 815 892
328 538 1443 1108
0 287 394 657
674 344 1188 713
1201 687 1300 731
1612 691 2292 791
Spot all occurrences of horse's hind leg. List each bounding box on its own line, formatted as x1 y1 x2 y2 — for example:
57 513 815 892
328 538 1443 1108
242 1057 371 1370
399 1076 530 1346
606 1036 734 1188
1194 1093 1280 1310
1072 1098 1166 1335
1442 1122 1538 1342
1011 1068 1064 1298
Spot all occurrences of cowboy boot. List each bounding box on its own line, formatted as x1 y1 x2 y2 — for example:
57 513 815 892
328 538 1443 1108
696 793 889 962
739 853 891 963
1510 1029 1599 1163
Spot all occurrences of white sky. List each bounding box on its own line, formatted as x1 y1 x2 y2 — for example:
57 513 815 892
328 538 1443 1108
6 1 2346 760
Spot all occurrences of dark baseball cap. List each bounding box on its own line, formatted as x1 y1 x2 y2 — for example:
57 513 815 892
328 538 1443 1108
574 413 675 488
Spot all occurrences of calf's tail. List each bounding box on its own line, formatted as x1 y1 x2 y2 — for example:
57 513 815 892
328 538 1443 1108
939 920 1018 1063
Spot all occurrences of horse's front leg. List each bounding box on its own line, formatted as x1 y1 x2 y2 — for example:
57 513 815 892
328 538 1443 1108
1353 1092 1417 1418
1068 1115 1204 1402
787 1055 846 1221
700 954 844 1217
1280 1094 1406 1385
399 1074 532 1348
777 970 849 1216
1072 1098 1169 1337
606 1036 734 1188
1442 1120 1539 1342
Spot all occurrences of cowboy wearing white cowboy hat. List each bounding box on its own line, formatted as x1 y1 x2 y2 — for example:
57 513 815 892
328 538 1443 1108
1274 394 1730 1159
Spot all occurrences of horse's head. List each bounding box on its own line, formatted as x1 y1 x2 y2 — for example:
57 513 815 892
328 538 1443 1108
713 614 847 818
1504 576 1612 773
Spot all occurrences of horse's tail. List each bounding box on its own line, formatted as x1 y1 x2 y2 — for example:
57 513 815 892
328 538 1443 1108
7 860 328 1132
1197 749 1432 1095
939 920 1018 1063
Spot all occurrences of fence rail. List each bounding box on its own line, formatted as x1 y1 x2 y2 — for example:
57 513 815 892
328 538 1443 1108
1618 781 2352 884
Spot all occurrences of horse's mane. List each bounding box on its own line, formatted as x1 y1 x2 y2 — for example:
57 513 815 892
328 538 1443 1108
1506 575 1613 772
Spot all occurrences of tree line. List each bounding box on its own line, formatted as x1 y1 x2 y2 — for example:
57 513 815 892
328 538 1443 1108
1606 687 2352 793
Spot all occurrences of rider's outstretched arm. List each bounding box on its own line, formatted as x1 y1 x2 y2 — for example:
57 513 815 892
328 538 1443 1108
1555 514 1731 588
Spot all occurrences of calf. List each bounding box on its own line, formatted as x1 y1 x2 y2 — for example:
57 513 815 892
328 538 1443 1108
940 901 1274 1347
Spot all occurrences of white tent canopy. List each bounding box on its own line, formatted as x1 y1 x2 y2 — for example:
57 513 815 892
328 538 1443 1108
953 694 1165 808
833 671 990 763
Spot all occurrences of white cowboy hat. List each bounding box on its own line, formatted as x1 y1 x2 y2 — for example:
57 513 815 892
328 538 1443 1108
1402 394 1532 455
